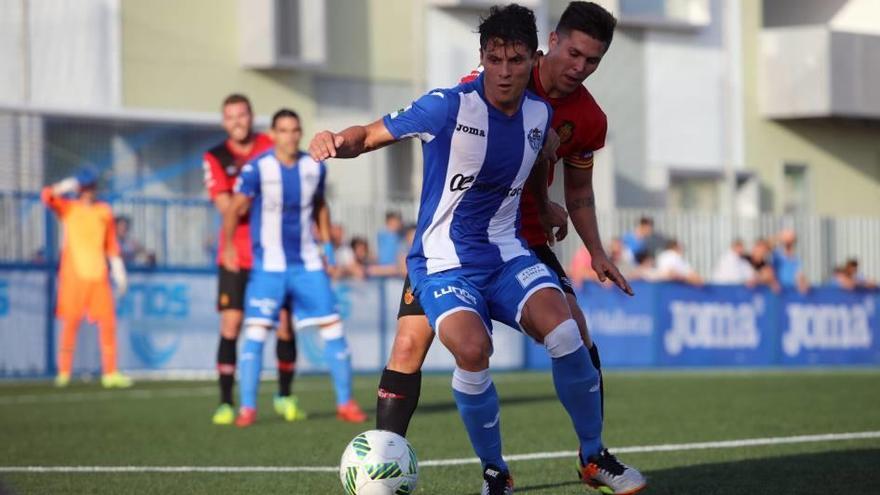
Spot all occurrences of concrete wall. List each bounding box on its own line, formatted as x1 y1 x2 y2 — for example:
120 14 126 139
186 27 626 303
742 0 880 216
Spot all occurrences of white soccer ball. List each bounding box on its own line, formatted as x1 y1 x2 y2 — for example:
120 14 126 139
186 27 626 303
339 429 419 495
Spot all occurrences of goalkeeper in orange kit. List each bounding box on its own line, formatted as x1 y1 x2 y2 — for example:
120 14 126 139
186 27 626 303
42 170 132 388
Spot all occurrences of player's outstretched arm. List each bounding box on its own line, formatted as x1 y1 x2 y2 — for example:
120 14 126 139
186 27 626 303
564 164 633 296
221 193 251 272
309 119 397 161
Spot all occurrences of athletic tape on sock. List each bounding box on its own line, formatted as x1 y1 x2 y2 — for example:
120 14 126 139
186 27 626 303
319 321 344 341
245 325 269 342
452 367 493 395
544 319 583 358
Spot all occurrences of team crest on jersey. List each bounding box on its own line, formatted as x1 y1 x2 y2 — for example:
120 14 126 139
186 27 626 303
557 121 575 144
527 127 544 152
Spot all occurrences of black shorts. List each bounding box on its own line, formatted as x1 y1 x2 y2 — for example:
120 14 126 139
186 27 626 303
397 275 425 319
530 245 576 296
217 266 250 311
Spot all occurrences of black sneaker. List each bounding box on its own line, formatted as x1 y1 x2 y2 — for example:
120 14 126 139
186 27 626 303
578 448 646 494
481 464 514 495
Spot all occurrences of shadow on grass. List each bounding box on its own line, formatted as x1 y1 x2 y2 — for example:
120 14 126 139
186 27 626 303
417 393 559 416
509 448 880 494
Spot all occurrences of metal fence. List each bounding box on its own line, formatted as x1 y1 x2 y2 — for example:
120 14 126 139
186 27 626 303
3 191 878 284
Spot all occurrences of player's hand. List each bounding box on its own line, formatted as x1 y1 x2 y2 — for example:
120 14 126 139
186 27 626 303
539 201 568 246
222 245 239 273
309 131 345 161
591 253 634 296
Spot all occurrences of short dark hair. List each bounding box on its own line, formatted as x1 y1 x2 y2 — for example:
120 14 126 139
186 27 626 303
222 93 252 113
639 216 654 227
478 4 538 53
271 108 300 129
556 1 617 49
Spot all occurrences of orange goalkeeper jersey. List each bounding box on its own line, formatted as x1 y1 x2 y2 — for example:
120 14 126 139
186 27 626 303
41 187 120 282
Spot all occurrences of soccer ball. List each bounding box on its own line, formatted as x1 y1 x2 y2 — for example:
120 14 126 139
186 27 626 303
339 430 419 495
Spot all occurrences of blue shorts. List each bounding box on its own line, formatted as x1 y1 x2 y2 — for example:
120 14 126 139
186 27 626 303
413 255 562 334
244 267 338 328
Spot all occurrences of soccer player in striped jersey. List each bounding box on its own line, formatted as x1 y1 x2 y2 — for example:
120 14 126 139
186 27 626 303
309 5 636 493
373 3 646 493
222 109 366 427
204 94 303 425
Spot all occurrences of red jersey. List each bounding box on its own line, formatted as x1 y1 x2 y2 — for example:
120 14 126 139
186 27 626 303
203 132 274 268
519 60 607 246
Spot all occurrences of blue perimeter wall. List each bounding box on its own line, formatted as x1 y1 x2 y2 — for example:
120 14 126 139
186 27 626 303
1 267 878 378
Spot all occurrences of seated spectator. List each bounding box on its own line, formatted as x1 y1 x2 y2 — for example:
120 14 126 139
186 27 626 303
622 216 665 258
568 246 597 289
833 258 878 290
745 238 780 292
772 228 809 293
346 236 372 280
115 215 155 266
712 239 755 285
630 251 662 282
328 223 356 280
656 239 703 286
377 212 403 266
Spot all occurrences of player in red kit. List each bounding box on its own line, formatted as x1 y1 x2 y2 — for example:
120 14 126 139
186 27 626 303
205 94 306 425
374 3 645 493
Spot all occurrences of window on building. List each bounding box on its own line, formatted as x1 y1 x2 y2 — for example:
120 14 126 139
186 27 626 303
239 0 326 69
386 140 415 202
782 163 810 214
668 174 720 211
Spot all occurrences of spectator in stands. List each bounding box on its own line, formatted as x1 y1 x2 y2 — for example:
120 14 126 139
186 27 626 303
377 211 404 267
630 251 662 282
772 228 809 293
328 223 356 280
833 258 878 290
745 238 780 292
622 216 665 258
346 236 373 280
569 237 633 289
115 215 155 266
656 239 703 286
712 239 755 285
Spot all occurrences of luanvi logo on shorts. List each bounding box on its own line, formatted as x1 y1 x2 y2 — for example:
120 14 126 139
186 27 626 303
433 285 477 306
455 123 486 137
782 298 874 356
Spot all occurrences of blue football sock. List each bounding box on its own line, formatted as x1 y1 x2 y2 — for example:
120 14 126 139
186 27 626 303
322 336 352 406
552 346 603 460
452 368 507 471
239 338 265 410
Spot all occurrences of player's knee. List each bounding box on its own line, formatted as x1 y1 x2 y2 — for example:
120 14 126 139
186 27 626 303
453 340 492 369
319 321 344 341
389 323 432 370
543 318 584 359
220 311 243 339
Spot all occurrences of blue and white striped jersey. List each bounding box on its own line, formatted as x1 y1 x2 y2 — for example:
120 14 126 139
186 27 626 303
383 73 552 282
235 150 327 272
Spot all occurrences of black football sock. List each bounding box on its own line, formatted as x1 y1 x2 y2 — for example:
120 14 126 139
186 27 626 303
217 337 237 405
276 338 296 397
376 368 422 437
588 343 604 419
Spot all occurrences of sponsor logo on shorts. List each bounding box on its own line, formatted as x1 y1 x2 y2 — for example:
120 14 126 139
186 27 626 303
515 264 552 288
433 285 477 306
219 293 230 308
404 288 415 305
249 297 279 316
